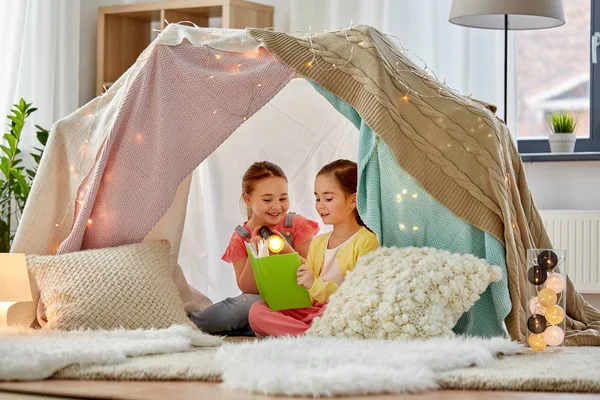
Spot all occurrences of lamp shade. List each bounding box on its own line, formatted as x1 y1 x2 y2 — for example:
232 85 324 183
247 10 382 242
0 253 32 302
449 0 565 30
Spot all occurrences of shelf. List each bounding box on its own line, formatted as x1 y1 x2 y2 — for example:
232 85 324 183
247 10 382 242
96 0 274 95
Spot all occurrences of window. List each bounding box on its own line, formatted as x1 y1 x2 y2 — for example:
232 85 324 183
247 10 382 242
517 0 600 153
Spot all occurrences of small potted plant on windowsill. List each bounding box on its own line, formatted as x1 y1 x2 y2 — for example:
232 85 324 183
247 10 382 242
549 112 577 153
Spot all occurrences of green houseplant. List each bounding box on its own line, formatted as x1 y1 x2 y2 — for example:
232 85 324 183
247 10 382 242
0 99 49 252
549 112 577 153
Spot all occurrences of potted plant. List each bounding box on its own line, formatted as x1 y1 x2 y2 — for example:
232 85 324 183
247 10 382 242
0 99 48 252
549 112 577 153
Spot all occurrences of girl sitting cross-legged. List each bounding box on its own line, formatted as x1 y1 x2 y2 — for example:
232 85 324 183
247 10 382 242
248 159 379 337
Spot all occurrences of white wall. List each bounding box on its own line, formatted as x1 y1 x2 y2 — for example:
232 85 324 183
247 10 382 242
524 161 600 210
78 0 290 106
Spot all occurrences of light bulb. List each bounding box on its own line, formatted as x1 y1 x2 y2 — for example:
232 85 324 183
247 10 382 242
543 325 564 346
267 235 285 253
528 333 547 352
529 297 546 315
537 250 558 271
527 314 547 334
546 272 566 293
538 288 558 307
527 266 547 285
544 305 565 325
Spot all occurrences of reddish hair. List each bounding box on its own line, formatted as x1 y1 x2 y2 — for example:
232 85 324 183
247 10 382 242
241 161 287 219
317 159 366 228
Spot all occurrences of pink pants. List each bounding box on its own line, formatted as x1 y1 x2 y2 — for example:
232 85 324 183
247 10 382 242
248 301 327 337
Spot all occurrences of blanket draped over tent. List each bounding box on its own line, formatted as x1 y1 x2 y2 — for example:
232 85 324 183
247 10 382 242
9 23 600 344
247 25 600 344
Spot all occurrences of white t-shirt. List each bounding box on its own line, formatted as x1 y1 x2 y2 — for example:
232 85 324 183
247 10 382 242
319 231 360 285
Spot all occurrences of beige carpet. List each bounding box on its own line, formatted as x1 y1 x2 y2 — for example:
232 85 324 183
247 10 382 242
52 345 600 393
53 348 221 381
438 346 600 393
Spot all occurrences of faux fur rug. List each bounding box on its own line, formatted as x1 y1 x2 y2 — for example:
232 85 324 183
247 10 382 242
0 325 221 381
216 336 521 396
48 337 600 395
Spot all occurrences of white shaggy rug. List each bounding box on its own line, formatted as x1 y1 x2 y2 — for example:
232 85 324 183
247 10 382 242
0 324 221 381
216 335 521 396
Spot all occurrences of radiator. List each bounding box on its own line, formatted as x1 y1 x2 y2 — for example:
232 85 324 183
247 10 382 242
539 210 600 293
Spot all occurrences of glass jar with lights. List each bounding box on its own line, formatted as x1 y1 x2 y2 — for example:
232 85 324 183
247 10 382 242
526 249 567 352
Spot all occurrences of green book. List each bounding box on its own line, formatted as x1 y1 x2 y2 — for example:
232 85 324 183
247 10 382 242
246 243 313 311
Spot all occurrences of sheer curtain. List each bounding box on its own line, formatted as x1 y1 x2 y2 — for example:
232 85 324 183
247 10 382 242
0 0 80 160
289 0 517 133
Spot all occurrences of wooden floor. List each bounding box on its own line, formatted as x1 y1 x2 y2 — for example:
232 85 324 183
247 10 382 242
1 381 600 400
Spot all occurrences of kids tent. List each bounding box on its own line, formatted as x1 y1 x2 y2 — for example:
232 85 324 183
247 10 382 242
9 23 600 344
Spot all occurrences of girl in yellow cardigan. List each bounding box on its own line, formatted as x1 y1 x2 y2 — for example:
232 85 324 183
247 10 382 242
248 159 379 336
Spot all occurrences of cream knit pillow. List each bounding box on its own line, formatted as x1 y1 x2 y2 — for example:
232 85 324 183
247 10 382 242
27 241 195 331
307 246 502 340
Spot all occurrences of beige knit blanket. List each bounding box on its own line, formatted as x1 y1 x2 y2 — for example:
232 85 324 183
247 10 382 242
249 25 600 345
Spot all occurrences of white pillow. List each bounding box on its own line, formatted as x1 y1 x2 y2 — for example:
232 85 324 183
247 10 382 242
27 241 195 331
307 246 502 340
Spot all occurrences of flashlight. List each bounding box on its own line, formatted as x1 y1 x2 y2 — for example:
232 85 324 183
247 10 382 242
258 226 285 253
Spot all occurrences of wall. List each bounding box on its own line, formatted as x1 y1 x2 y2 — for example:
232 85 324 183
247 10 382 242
78 0 290 106
524 161 600 210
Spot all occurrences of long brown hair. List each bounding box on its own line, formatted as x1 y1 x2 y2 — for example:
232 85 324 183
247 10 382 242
241 161 287 219
317 159 367 228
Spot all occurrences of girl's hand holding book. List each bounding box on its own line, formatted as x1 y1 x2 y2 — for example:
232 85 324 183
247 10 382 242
297 265 315 289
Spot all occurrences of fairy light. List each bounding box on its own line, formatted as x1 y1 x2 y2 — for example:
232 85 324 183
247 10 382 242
53 23 494 238
87 219 93 225
395 194 403 203
402 189 408 195
399 224 406 230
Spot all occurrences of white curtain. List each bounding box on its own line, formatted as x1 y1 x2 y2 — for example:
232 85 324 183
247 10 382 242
289 0 517 134
0 0 80 161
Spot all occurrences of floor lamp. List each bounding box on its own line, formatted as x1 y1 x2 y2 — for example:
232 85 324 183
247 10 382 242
449 0 565 125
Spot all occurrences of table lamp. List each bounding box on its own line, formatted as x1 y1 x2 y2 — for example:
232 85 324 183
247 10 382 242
0 253 33 327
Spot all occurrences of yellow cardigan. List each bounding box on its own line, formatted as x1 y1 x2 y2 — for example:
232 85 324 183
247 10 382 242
307 227 379 303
